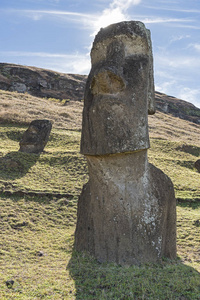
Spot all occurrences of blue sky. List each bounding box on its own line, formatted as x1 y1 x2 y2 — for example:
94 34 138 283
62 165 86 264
0 0 200 108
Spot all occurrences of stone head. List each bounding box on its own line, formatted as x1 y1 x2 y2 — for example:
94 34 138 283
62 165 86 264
81 21 155 155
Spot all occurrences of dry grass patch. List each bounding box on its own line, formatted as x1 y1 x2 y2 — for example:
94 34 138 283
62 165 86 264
149 111 200 147
0 90 83 130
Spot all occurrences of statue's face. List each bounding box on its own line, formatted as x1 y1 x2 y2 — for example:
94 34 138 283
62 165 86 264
81 28 155 156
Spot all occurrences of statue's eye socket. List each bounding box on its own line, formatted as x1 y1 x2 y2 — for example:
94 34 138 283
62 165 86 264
91 71 125 95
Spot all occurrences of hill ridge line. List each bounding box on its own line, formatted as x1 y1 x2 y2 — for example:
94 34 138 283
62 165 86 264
0 62 200 124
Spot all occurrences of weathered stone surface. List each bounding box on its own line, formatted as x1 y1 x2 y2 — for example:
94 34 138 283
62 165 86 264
81 21 155 156
194 159 200 173
19 119 52 153
10 82 27 93
75 153 176 264
75 21 176 265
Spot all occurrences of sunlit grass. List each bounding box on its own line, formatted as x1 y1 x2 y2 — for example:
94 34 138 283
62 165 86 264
0 126 88 195
0 89 83 130
148 138 200 200
0 193 199 299
0 90 199 299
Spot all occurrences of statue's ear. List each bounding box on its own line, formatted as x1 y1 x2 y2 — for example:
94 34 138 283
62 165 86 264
147 30 156 115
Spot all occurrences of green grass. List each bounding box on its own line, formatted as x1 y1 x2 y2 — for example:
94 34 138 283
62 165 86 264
0 194 199 299
68 254 200 300
0 126 88 195
0 124 199 299
177 202 200 272
0 126 199 200
148 138 200 200
0 194 76 299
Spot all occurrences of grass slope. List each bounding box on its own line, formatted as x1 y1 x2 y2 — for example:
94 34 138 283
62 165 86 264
0 90 199 299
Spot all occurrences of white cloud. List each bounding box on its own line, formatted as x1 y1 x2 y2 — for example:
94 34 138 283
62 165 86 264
155 80 176 95
189 43 200 52
142 17 193 25
169 35 190 44
4 0 142 32
155 80 200 108
110 0 141 11
48 56 91 74
0 51 78 58
169 24 200 30
178 88 200 108
154 50 200 108
0 1 142 73
27 10 92 18
0 51 91 74
92 8 126 34
2 8 96 26
92 0 142 34
155 53 200 70
143 5 200 14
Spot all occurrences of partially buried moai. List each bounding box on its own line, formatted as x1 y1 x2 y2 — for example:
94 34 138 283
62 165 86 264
19 120 52 153
75 21 176 265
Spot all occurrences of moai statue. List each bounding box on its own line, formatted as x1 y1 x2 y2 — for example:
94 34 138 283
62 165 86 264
75 21 176 265
19 119 52 153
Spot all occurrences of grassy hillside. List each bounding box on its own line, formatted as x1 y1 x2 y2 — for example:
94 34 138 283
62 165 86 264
0 90 199 299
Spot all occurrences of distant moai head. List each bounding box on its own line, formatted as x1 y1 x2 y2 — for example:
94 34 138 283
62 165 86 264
19 119 52 153
81 21 155 156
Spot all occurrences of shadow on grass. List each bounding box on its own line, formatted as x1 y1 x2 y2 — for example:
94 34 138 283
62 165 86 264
6 130 24 142
67 251 200 299
176 144 200 157
177 200 200 209
0 151 39 180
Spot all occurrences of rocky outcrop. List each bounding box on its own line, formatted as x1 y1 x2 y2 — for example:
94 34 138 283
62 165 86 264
0 63 199 124
75 21 176 265
0 63 87 101
155 91 200 124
